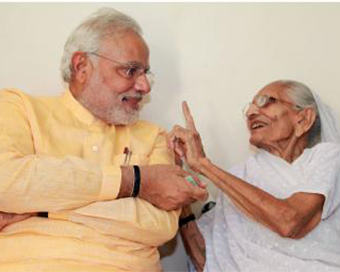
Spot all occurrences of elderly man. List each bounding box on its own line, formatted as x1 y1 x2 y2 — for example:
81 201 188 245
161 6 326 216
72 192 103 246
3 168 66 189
0 8 207 271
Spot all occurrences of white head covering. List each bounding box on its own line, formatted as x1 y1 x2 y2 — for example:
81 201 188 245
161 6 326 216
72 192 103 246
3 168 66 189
312 91 340 143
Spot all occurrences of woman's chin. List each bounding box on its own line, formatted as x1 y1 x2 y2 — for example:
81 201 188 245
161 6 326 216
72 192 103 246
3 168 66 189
249 137 264 149
249 136 259 146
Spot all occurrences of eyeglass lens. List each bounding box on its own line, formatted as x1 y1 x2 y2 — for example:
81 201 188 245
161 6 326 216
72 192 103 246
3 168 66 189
243 95 270 116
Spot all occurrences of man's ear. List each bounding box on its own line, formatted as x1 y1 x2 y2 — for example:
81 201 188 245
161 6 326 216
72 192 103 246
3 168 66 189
294 107 316 138
71 52 92 84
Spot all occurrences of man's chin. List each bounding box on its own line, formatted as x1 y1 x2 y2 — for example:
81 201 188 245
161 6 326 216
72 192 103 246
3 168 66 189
122 99 141 111
108 113 139 126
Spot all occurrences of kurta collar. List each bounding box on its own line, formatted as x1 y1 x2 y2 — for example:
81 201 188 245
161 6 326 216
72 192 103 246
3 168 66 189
61 89 99 126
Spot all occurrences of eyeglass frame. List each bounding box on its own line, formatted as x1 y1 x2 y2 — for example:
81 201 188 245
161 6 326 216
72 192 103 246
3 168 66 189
86 52 155 86
243 94 302 116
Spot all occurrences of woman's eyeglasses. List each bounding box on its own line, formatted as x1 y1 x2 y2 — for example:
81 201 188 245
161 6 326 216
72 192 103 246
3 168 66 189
243 94 300 116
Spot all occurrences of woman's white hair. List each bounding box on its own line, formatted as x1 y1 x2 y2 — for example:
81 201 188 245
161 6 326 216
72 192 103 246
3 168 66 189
277 79 321 147
60 8 142 83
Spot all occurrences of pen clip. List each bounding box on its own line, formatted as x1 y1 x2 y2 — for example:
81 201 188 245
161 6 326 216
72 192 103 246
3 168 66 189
127 150 132 165
124 147 129 165
123 147 132 165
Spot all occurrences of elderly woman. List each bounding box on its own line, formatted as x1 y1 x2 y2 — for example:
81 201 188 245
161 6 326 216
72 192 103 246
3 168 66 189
168 80 340 272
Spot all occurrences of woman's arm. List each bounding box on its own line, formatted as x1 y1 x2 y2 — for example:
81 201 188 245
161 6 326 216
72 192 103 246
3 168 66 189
168 102 324 239
198 158 324 239
179 206 206 272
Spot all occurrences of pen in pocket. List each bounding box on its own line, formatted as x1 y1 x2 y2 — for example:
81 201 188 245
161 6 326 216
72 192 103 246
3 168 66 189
123 147 132 165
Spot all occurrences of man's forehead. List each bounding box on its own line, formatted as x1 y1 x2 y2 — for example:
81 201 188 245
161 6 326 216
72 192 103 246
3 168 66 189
102 32 148 50
100 33 149 63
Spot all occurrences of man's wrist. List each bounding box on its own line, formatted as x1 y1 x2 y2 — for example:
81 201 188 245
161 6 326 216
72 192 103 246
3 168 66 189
118 166 134 198
131 165 141 197
137 165 148 200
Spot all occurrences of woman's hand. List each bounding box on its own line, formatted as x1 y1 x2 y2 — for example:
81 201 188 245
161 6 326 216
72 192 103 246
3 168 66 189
167 101 206 173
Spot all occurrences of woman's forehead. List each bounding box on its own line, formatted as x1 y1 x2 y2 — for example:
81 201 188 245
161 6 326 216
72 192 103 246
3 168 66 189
256 83 288 98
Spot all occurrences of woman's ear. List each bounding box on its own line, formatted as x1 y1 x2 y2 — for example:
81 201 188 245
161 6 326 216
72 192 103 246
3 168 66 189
70 52 92 84
294 108 316 138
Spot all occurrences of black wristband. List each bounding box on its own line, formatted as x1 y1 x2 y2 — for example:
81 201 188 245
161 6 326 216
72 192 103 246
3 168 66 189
132 165 141 197
179 213 196 228
37 212 48 218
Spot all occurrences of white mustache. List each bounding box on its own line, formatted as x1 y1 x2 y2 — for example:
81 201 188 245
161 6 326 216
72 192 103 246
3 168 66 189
122 92 144 102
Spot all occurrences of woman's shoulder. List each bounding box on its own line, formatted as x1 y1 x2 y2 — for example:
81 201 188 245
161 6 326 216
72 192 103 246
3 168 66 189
305 142 340 162
310 142 340 152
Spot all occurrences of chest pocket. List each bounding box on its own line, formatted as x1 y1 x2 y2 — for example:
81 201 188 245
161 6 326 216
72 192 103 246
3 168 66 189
113 154 149 166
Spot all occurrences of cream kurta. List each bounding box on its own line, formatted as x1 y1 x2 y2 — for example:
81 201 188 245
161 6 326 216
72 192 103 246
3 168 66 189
0 89 179 271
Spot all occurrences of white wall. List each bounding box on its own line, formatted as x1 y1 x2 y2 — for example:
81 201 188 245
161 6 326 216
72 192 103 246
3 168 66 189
1 3 340 271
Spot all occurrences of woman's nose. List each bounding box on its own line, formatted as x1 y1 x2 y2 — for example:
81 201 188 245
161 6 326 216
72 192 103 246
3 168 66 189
245 103 260 118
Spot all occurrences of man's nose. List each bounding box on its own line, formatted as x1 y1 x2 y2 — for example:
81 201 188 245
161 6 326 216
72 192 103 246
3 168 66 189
134 73 151 94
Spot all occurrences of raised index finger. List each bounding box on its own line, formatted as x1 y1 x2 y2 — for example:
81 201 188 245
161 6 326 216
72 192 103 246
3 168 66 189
182 101 197 131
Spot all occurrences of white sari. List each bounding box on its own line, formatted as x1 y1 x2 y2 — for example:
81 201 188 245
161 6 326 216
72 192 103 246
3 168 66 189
196 91 340 272
198 143 340 272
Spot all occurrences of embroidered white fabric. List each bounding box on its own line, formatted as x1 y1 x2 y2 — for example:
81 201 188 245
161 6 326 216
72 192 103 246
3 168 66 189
194 93 340 271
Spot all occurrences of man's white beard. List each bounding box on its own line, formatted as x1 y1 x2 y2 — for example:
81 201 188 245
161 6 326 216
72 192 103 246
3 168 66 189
78 88 141 125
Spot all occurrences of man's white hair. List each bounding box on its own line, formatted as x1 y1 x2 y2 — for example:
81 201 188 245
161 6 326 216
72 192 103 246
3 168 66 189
60 7 142 83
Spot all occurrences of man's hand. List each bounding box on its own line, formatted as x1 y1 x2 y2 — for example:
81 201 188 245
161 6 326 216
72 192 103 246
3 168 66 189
0 212 33 231
139 165 208 211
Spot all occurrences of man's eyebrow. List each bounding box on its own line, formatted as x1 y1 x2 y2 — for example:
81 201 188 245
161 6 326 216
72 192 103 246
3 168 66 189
125 61 149 68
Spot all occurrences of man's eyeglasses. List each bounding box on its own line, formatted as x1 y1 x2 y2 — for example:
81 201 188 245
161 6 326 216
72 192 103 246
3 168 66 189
243 94 301 116
87 52 154 86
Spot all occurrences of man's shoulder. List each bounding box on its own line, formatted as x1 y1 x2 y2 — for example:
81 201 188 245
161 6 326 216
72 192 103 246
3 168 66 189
0 88 58 103
0 88 38 111
0 88 69 122
0 88 30 101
